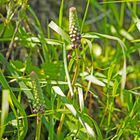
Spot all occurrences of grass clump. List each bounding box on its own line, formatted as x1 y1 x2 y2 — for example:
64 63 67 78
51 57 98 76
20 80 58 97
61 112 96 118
0 0 140 140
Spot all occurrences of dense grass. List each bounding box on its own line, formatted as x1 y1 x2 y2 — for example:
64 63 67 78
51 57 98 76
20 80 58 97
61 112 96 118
0 0 140 140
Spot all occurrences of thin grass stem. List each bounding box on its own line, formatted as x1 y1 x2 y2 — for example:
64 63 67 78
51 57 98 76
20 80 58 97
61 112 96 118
81 0 91 33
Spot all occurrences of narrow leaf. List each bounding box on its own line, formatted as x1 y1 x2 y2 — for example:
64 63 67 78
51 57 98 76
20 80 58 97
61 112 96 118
49 21 70 43
0 89 9 140
85 75 105 87
78 87 84 112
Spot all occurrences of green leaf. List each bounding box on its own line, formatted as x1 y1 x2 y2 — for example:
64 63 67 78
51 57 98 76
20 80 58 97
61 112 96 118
62 44 74 97
81 33 99 39
119 29 134 41
49 21 70 43
15 36 63 46
10 60 25 72
41 61 65 81
107 64 115 85
0 89 9 140
78 87 84 112
85 75 105 87
0 22 14 38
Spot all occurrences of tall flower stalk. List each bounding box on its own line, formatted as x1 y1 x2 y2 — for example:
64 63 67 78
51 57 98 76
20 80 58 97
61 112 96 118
30 71 46 140
57 7 81 138
68 7 81 93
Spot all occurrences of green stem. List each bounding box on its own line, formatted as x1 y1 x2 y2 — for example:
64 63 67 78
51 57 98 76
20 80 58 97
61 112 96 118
63 44 74 97
80 0 91 33
57 111 65 138
59 0 64 27
57 46 81 137
56 44 73 138
35 113 42 140
6 20 20 59
72 49 80 85
120 3 125 27
85 66 93 100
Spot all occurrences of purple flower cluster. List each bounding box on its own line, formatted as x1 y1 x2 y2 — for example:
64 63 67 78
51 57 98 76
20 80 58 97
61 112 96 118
68 7 81 59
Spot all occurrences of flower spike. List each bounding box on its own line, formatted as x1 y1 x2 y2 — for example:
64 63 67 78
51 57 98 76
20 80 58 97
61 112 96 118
30 71 46 113
69 7 81 49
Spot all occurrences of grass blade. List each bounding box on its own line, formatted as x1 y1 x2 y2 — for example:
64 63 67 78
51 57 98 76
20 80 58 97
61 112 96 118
0 89 9 140
59 0 64 27
49 21 70 43
63 44 74 97
81 0 91 33
85 75 106 87
28 6 49 62
78 87 84 112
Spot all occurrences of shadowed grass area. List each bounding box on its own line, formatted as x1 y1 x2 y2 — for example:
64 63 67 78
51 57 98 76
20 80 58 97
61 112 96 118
0 0 140 139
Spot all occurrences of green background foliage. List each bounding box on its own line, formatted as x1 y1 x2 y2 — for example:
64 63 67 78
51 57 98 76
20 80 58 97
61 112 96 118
0 0 140 139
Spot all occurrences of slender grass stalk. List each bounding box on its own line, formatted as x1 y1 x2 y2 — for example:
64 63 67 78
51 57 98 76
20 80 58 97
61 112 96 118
0 89 9 140
49 89 55 140
110 3 120 25
6 20 20 59
28 7 49 63
71 59 79 87
59 0 64 27
63 44 74 97
49 115 54 140
83 39 94 100
81 0 90 33
56 112 65 138
35 113 42 140
120 3 125 27
132 1 137 14
56 43 74 138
